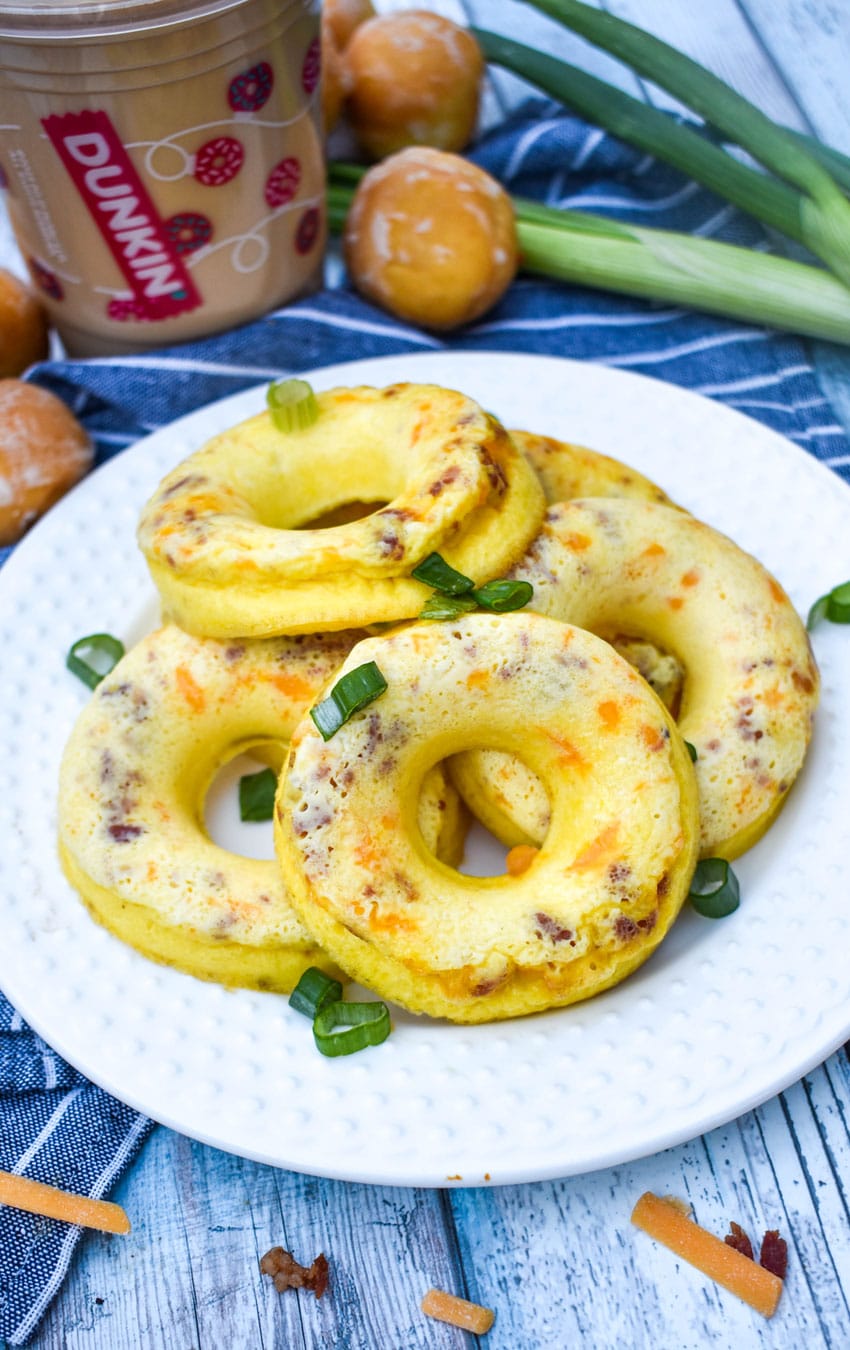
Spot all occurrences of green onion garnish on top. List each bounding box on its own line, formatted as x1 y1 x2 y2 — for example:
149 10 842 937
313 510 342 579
411 552 475 595
684 740 698 763
688 857 740 919
238 767 277 822
267 378 319 432
289 967 343 1020
472 579 534 613
312 999 391 1057
419 593 478 621
66 633 125 690
310 660 388 741
807 579 850 630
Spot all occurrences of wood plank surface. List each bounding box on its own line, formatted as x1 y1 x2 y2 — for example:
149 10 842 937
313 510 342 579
6 1 850 1347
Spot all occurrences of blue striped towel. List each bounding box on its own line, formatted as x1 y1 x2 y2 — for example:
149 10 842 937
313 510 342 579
1 102 848 1344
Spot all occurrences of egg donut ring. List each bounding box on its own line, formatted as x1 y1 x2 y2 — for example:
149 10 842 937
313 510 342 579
58 624 467 993
512 429 676 508
274 613 699 1024
451 499 819 861
137 383 545 638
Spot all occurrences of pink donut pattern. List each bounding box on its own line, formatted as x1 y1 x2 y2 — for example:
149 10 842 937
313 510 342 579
264 156 301 209
165 212 213 254
228 61 274 112
29 258 63 301
107 296 152 323
301 37 321 95
295 206 321 255
194 136 244 187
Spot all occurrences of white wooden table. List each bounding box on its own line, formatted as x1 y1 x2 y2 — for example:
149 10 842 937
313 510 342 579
6 1 850 1345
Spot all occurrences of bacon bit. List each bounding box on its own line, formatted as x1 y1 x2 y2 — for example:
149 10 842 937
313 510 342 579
421 1288 494 1335
760 1230 788 1280
725 1221 754 1260
506 844 538 876
174 664 205 712
260 1246 329 1299
597 700 620 730
534 911 574 943
791 668 816 695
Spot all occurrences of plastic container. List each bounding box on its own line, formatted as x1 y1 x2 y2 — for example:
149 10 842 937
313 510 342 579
0 0 324 354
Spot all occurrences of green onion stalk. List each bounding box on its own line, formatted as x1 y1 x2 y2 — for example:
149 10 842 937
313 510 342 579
509 0 850 289
328 175 850 347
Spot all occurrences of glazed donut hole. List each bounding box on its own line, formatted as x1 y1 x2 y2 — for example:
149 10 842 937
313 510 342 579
344 10 484 159
343 146 519 330
0 268 49 378
321 12 351 134
0 378 92 545
324 0 376 52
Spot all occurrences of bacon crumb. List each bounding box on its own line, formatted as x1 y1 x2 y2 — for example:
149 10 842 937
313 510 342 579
759 1230 788 1280
724 1221 754 1260
260 1246 329 1299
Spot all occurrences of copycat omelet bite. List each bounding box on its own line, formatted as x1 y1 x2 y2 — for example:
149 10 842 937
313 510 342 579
137 382 545 638
58 625 467 992
275 613 700 1024
450 498 819 860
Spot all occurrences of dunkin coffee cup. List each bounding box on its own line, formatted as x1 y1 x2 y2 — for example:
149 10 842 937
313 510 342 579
0 0 325 354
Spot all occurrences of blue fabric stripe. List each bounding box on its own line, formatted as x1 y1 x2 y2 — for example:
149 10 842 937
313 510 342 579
1 103 848 1344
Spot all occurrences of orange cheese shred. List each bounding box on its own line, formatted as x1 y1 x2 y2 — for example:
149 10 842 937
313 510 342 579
0 1169 131 1234
631 1192 783 1319
421 1288 495 1334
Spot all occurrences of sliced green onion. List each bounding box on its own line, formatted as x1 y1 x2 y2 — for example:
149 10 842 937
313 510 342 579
472 579 534 613
267 378 319 432
472 30 806 248
327 178 850 348
310 660 388 741
689 858 740 919
419 593 478 621
66 633 125 689
411 551 475 595
289 967 343 1020
238 767 277 822
685 740 698 763
515 0 850 289
807 579 850 630
312 1000 391 1057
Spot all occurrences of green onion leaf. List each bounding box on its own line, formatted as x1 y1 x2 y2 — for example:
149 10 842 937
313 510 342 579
418 593 478 621
472 30 806 249
411 552 475 595
310 660 388 741
267 378 319 432
472 579 534 613
312 1000 391 1057
689 858 740 919
238 767 277 822
684 740 698 763
66 633 125 689
807 579 850 629
513 0 850 290
289 967 343 1020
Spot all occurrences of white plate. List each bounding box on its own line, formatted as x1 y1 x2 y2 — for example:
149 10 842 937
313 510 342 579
2 351 849 1188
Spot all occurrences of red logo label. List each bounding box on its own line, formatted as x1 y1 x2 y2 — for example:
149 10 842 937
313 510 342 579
42 110 202 320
